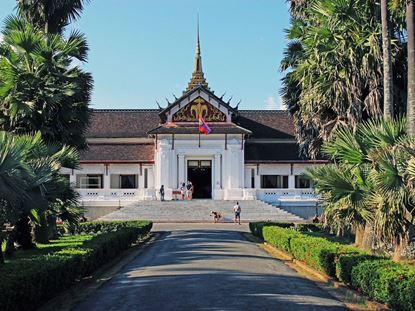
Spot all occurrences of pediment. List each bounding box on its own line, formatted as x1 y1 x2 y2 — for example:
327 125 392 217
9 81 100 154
172 97 226 122
162 86 236 123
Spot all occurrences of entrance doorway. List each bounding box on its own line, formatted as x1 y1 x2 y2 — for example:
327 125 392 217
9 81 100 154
187 160 212 199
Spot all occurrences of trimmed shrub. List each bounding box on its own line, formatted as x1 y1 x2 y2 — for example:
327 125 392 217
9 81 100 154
351 259 415 310
0 221 152 311
336 253 379 284
75 220 152 234
262 226 300 252
249 221 294 239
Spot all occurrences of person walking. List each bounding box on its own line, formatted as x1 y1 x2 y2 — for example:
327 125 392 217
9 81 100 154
233 202 241 225
160 185 165 201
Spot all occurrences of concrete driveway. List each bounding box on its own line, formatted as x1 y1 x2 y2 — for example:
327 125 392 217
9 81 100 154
73 224 346 311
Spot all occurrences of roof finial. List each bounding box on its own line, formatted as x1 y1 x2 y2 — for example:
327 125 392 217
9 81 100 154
185 14 209 93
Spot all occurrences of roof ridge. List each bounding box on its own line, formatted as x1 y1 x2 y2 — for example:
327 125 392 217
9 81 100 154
238 109 288 113
92 109 159 112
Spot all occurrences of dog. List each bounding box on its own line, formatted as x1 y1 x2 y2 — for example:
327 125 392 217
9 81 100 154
210 210 222 223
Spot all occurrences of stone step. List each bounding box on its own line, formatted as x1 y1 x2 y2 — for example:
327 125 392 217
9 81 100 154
98 199 305 222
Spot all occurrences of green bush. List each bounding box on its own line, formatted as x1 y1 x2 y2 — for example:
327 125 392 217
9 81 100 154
290 236 360 277
336 253 378 284
351 259 415 310
249 221 294 239
0 221 152 311
257 222 361 277
262 226 300 252
295 223 323 232
75 220 152 234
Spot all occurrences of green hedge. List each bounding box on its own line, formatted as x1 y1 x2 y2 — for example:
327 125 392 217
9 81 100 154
0 221 152 311
336 253 379 284
250 221 415 309
75 220 152 234
249 222 294 239
263 226 300 252
250 222 361 277
351 259 415 310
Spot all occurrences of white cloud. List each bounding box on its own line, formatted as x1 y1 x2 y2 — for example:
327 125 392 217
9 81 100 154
265 96 285 110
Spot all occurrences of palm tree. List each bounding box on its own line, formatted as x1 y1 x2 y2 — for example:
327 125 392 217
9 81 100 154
0 16 93 150
407 0 415 135
381 0 394 119
17 0 91 33
307 118 415 257
281 0 409 158
0 132 80 258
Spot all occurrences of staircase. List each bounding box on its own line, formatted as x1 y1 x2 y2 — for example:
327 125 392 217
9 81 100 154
98 200 304 223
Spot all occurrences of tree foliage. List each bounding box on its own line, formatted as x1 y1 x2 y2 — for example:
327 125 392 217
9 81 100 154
0 16 93 150
306 118 415 254
281 0 408 158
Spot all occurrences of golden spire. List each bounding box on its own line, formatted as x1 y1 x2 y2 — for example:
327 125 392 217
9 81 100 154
186 15 209 92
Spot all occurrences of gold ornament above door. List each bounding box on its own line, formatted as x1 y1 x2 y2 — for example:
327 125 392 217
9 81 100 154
172 97 226 122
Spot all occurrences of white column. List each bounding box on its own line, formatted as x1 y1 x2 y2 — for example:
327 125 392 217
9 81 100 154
103 164 110 197
214 153 221 189
178 154 185 188
69 169 76 186
288 175 295 189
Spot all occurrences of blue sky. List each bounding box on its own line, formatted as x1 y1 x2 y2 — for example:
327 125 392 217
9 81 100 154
0 1 290 110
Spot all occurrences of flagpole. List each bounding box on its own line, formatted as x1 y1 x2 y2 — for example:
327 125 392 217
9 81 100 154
198 130 201 148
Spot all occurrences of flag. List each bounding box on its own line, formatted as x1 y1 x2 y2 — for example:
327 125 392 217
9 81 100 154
198 114 211 135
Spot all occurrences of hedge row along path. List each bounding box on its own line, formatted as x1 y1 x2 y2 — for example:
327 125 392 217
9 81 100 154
73 224 346 311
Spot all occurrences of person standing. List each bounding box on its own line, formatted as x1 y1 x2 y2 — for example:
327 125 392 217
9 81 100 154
180 182 186 200
160 185 165 201
189 181 194 200
186 181 192 200
233 202 241 225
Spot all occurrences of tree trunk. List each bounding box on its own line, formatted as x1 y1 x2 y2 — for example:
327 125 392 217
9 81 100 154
14 216 35 249
381 0 394 119
361 223 374 251
354 225 365 247
393 238 407 262
408 0 415 135
33 213 49 244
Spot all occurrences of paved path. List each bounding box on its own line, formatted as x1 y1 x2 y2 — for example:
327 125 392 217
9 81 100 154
74 224 346 311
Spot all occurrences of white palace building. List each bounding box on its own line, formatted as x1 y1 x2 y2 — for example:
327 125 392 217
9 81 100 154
62 33 327 211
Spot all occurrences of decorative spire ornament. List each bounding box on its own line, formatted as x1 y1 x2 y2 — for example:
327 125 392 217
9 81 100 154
185 15 209 92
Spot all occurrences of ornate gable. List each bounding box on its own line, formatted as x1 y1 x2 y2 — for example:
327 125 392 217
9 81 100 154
172 97 226 122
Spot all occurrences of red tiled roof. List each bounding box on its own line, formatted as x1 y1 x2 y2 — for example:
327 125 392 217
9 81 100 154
80 144 154 162
86 110 160 138
237 110 295 139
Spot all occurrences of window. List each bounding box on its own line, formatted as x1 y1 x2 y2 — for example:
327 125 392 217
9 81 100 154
251 168 255 188
295 175 312 188
120 175 137 189
261 175 288 189
79 174 103 189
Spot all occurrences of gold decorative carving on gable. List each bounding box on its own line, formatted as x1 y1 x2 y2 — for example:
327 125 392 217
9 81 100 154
172 97 226 122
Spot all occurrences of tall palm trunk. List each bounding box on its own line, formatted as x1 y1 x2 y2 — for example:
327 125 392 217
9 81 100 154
382 0 394 119
408 0 415 135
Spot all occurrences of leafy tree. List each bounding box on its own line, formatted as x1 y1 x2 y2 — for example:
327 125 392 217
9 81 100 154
0 132 80 260
307 118 415 258
17 0 91 34
0 16 93 150
281 0 408 157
